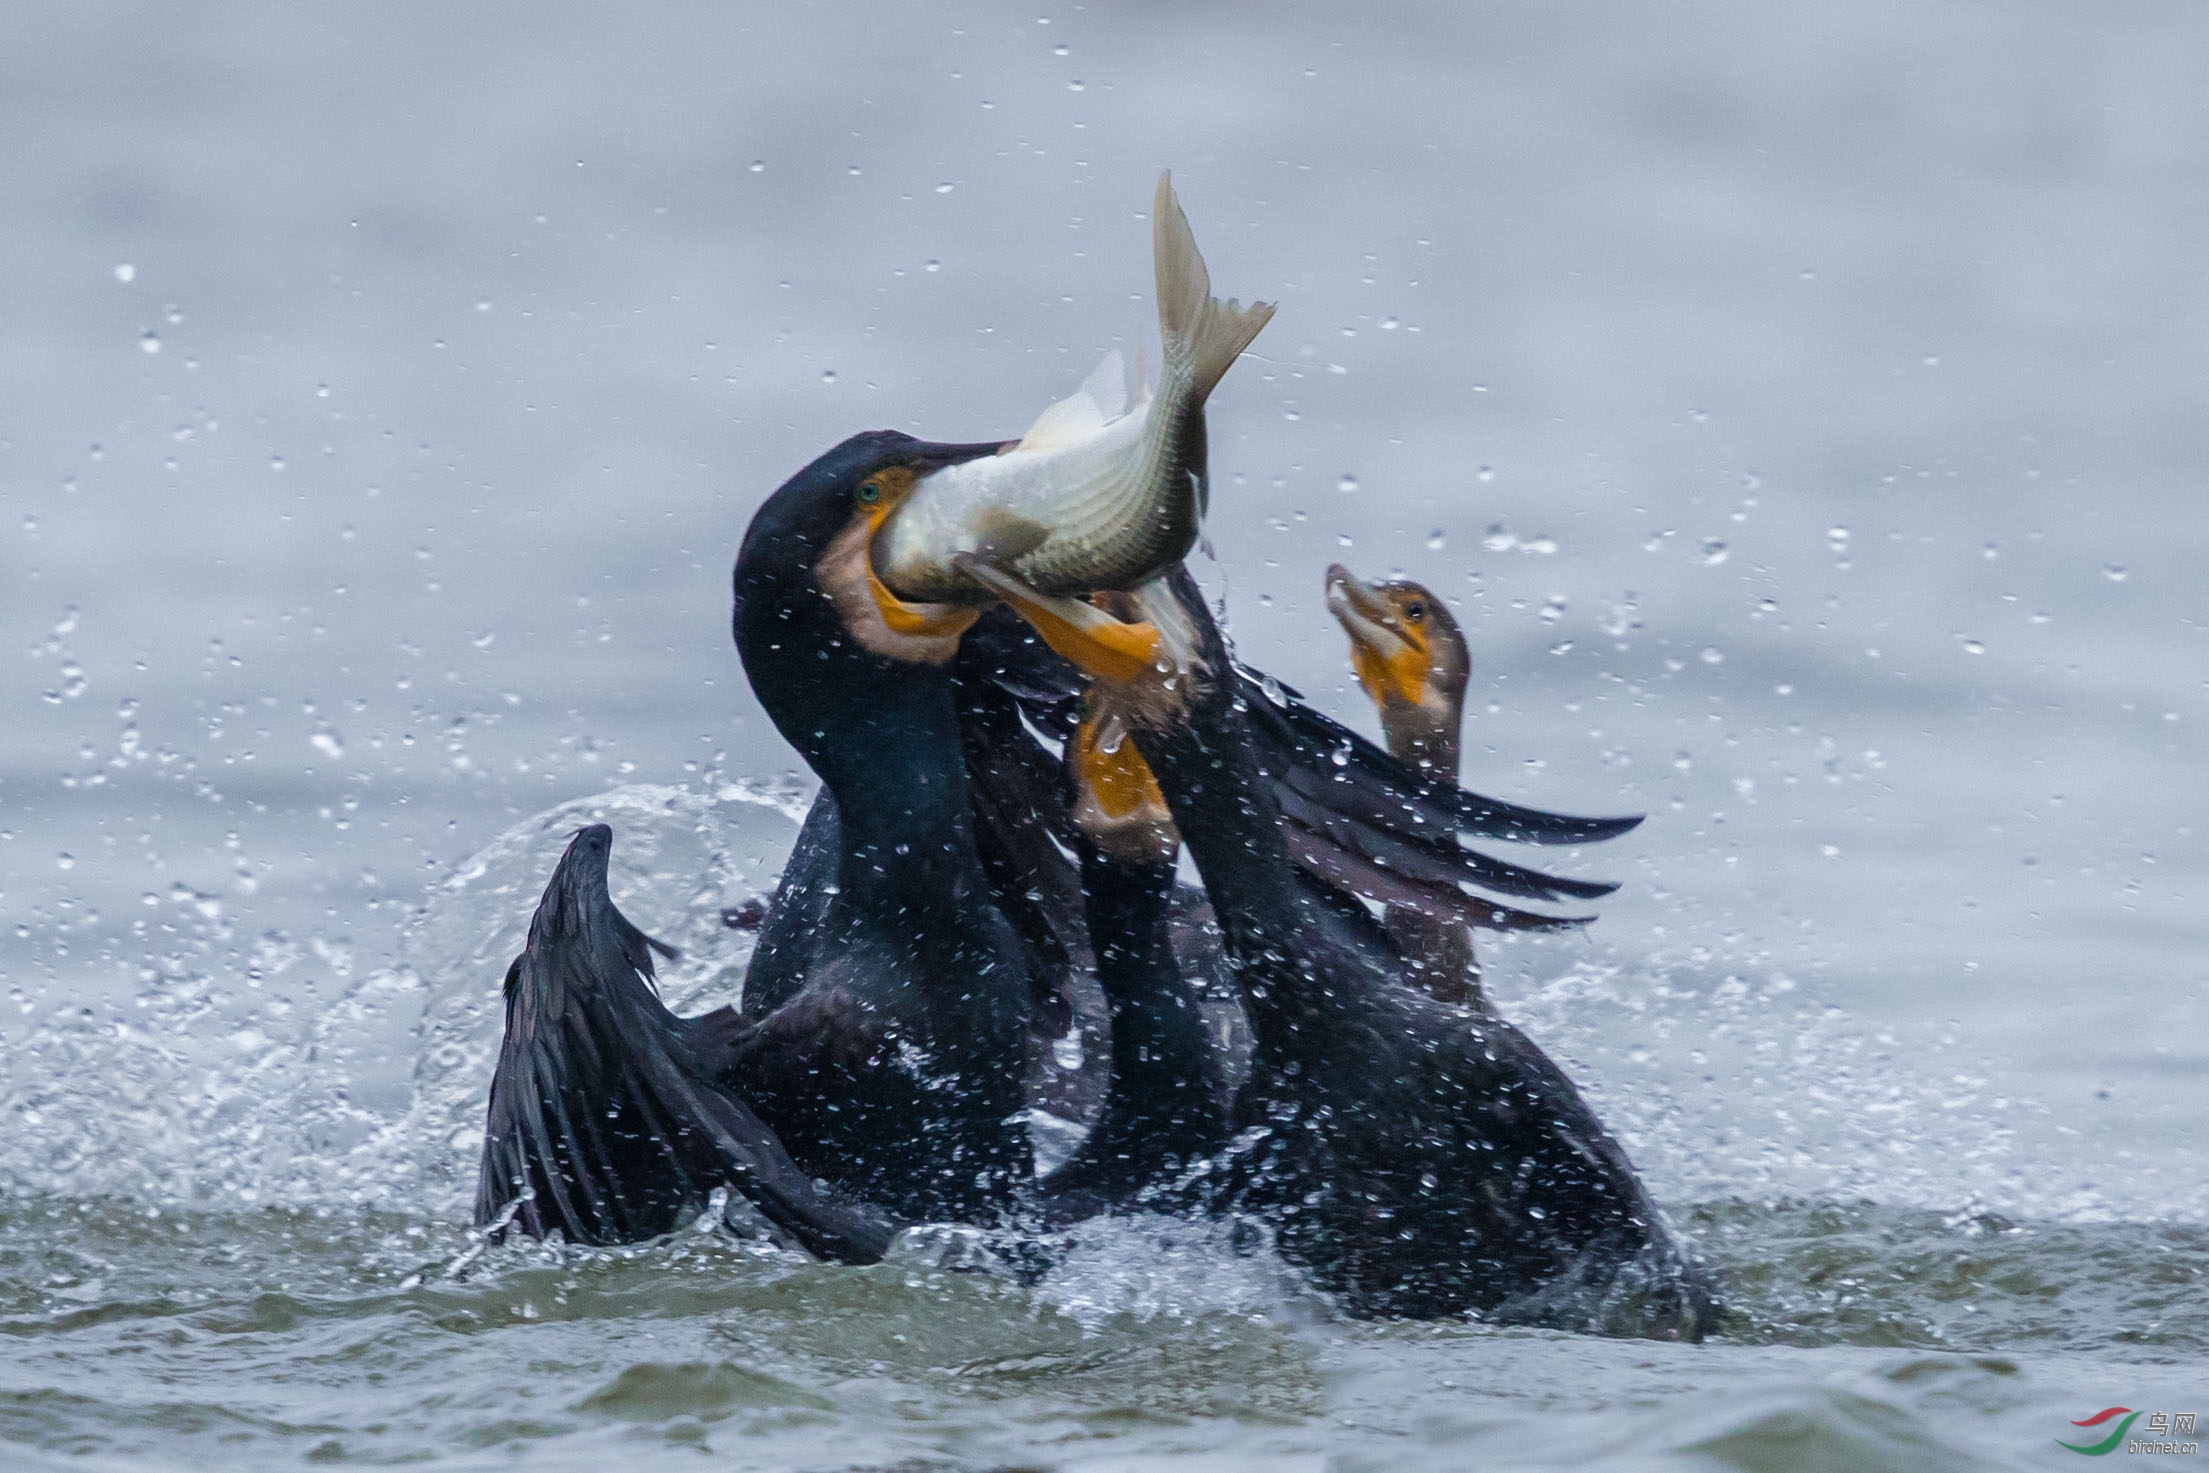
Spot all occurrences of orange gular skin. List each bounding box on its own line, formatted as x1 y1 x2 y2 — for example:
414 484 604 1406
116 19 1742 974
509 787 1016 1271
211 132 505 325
1349 629 1430 709
859 467 979 641
1074 707 1169 822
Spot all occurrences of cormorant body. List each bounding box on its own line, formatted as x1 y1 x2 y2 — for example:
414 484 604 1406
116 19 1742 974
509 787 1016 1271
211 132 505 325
992 565 1717 1336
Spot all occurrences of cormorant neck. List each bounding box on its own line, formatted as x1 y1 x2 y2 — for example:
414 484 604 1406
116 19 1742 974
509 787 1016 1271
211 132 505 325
1126 579 1354 1047
1080 845 1201 1051
794 666 980 905
734 572 980 905
1381 704 1460 782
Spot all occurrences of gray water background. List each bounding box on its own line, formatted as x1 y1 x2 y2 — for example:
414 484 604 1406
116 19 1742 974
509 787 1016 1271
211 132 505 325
1 3 2204 1468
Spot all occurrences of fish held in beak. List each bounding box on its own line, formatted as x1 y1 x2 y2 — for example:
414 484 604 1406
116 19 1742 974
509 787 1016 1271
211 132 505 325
873 172 1274 604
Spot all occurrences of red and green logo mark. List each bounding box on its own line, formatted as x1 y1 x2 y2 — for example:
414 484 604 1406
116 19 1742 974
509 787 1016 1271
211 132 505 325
2060 1409 2141 1456
2061 1409 2200 1456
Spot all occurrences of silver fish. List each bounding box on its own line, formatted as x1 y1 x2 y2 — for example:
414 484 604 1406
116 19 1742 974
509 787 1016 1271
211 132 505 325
874 172 1274 603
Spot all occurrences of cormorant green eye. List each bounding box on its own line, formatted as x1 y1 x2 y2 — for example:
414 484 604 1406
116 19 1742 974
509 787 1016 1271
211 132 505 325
857 480 883 506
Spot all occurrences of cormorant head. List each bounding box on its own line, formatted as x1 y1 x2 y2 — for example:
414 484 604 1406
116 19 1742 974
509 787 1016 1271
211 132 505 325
734 430 1010 670
1324 564 1469 731
732 432 1009 855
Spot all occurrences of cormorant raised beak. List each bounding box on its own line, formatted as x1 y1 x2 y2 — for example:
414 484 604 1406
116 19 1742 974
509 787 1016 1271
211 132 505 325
1325 563 1432 710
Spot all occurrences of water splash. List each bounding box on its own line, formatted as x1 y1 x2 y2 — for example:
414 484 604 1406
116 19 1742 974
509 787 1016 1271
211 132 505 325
0 783 803 1218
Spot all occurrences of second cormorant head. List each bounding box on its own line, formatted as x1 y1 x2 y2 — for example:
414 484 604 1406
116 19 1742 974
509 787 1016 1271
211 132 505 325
1324 563 1469 779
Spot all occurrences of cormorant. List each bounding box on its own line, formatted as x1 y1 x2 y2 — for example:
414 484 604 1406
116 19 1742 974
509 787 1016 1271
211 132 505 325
965 559 1718 1337
1325 563 1482 1004
722 431 1049 1224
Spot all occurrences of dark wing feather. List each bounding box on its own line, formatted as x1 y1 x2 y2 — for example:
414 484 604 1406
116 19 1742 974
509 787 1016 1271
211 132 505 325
1237 666 1644 846
1280 819 1593 934
1273 787 1619 903
476 939 899 1262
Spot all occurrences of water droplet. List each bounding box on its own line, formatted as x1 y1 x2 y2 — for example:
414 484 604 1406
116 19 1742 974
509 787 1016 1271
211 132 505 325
820 369 837 384
748 159 766 173
310 730 346 760
138 331 161 354
1426 530 1446 551
269 455 286 472
1827 526 1850 549
113 263 135 283
923 259 941 273
1476 465 1494 483
846 165 862 177
1053 43 1069 56
1067 79 1085 91
475 299 492 313
56 853 74 870
1700 647 1725 664
934 181 955 194
1959 636 1985 655
1700 539 1729 566
2103 563 2128 583
315 383 330 398
1336 473 1360 494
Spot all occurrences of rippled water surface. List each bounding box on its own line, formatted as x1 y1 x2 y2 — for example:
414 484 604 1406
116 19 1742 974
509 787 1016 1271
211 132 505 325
4 3 2205 1469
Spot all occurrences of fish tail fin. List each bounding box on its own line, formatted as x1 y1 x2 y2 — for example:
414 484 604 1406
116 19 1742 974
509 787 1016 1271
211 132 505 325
1154 171 1274 402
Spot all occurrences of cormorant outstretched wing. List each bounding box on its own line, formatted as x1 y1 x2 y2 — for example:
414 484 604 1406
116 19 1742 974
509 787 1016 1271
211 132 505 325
477 827 900 1263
